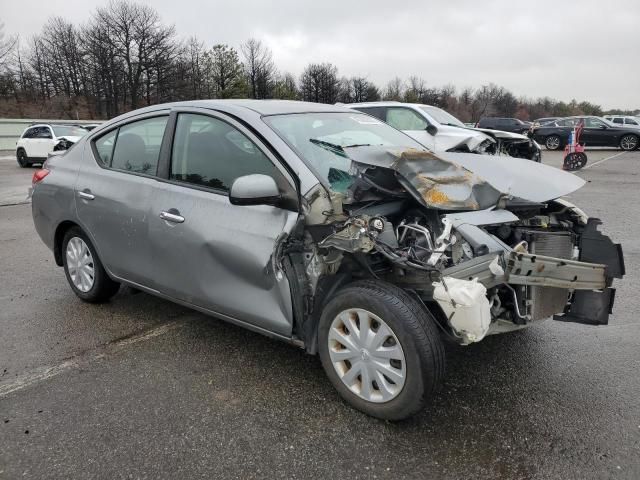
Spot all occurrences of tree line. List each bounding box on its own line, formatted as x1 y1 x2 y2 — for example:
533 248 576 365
0 1 634 121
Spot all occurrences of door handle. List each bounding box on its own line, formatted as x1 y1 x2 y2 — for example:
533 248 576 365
78 190 95 200
160 210 185 223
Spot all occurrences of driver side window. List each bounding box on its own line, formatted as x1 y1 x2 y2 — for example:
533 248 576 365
385 108 429 131
584 118 605 128
170 113 285 193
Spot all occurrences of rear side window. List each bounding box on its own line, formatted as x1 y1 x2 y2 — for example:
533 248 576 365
170 113 283 193
111 117 168 175
93 116 168 175
626 118 639 126
612 118 623 124
354 107 386 122
94 130 117 167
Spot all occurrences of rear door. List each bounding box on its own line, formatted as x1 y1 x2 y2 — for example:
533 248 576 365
148 109 299 336
32 126 55 157
20 127 37 156
76 113 170 286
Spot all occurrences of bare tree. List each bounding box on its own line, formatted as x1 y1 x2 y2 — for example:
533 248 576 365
241 38 275 99
337 76 380 103
299 63 340 104
94 0 177 109
403 76 426 103
272 72 298 99
0 21 17 67
383 77 403 101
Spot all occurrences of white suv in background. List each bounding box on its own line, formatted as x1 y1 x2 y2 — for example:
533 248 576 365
16 124 88 167
603 115 640 128
343 102 541 161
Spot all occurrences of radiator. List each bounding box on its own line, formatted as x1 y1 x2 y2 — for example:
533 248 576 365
528 231 574 320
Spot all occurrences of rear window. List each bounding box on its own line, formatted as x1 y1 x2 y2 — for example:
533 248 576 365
92 116 168 175
52 125 88 138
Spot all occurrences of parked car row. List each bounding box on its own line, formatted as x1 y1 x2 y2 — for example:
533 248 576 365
30 99 624 420
530 116 639 151
475 114 640 151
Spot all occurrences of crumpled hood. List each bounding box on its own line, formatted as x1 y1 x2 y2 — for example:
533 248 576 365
344 146 585 210
56 135 81 143
473 128 529 140
405 127 493 153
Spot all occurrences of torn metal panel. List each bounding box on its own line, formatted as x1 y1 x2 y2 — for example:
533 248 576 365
505 251 607 290
444 209 519 227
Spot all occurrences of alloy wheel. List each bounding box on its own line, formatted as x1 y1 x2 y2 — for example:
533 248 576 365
545 136 560 150
65 237 95 292
620 135 638 151
328 308 406 403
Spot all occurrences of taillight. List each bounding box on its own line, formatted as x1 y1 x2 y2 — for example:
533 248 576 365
32 168 50 186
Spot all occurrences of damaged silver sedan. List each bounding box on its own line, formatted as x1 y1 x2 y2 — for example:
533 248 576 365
31 100 624 420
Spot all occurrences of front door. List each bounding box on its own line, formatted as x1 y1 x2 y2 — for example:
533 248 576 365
76 114 169 286
581 117 613 146
148 111 299 336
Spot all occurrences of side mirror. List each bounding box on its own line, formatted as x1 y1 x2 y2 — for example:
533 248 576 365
229 174 281 207
426 124 438 136
599 124 608 129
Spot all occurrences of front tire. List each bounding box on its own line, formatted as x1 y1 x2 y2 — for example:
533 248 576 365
620 134 639 151
62 227 120 303
16 149 30 168
545 135 562 150
318 280 445 421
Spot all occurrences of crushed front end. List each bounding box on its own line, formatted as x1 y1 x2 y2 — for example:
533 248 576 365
298 147 624 346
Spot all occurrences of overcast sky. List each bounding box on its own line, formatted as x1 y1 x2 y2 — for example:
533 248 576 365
2 0 638 109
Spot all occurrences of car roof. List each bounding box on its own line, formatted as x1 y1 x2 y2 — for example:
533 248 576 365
342 101 428 109
122 99 351 117
27 123 83 128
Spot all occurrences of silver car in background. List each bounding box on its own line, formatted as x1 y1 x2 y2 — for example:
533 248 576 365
31 100 624 420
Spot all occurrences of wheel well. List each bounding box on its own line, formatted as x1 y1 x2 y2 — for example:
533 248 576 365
53 221 79 266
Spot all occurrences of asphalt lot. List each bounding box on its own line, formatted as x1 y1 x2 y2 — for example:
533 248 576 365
0 148 639 479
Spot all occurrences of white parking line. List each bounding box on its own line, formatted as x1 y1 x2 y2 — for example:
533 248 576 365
582 151 627 170
0 321 185 399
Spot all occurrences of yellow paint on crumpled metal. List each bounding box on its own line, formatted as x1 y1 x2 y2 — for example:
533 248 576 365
388 148 502 210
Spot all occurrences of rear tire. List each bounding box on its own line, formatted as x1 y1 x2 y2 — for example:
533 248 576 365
16 149 30 168
62 227 120 303
545 135 562 150
620 134 639 151
318 280 445 421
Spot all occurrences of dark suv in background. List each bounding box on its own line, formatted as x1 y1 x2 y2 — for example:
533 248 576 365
476 117 530 134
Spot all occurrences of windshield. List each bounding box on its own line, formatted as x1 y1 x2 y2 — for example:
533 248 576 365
419 106 465 128
264 112 426 190
52 125 89 137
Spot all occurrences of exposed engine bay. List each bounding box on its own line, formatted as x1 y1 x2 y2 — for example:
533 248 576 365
290 147 624 348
